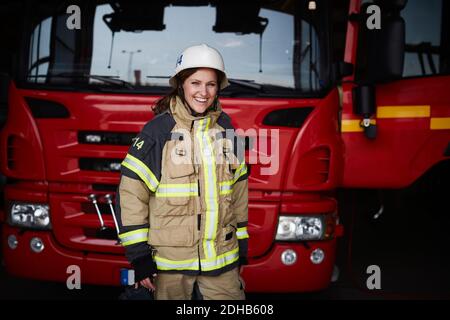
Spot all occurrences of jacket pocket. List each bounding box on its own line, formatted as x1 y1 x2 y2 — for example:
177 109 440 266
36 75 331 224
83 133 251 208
149 225 195 247
217 224 238 257
161 141 196 207
168 163 194 179
166 164 195 207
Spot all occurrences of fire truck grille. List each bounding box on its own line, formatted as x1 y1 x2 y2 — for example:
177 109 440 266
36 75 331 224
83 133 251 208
79 158 122 172
81 202 112 216
51 193 124 253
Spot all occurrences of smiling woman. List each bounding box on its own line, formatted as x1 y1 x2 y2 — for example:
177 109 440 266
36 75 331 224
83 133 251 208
116 44 250 300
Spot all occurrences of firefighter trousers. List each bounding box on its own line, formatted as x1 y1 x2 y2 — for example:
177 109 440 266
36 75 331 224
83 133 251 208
154 267 245 300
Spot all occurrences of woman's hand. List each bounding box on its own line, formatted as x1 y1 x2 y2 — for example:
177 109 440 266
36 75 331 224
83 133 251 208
135 273 157 291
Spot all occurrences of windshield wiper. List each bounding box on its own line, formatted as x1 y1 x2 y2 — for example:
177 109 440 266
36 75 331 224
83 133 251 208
227 79 297 93
143 76 300 96
89 74 134 89
146 76 170 79
145 76 266 92
227 78 263 91
222 79 315 98
29 73 135 89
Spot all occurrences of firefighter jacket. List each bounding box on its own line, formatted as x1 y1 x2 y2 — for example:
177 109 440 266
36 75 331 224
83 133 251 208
115 96 249 282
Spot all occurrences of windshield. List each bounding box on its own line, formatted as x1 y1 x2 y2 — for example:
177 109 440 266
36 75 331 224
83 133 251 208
22 0 331 97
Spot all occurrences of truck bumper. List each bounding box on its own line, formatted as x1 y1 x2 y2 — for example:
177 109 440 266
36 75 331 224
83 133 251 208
242 239 338 292
2 224 129 286
3 224 339 292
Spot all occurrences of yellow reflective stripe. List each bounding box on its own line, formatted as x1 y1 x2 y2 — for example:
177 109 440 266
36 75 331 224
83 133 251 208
155 183 198 197
377 105 430 118
198 118 218 259
233 162 248 183
205 118 219 259
220 189 233 196
119 228 149 246
154 255 199 271
121 161 154 191
206 118 219 259
198 120 211 259
156 192 198 197
121 154 159 192
158 183 197 188
341 119 377 132
236 227 249 240
153 249 239 271
200 247 239 271
126 154 159 186
343 114 450 131
219 181 233 195
430 117 450 130
119 228 149 238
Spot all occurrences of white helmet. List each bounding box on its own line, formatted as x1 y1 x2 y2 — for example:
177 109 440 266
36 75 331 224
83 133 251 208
169 44 229 90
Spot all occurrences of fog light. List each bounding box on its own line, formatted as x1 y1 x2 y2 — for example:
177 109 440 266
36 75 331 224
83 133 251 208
30 237 44 253
281 249 297 265
7 235 18 249
310 248 325 264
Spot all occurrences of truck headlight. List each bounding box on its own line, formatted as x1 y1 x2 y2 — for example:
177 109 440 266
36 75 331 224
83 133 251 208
9 203 51 230
276 216 325 241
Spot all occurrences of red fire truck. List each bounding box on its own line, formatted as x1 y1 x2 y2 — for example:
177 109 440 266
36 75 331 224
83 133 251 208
0 0 449 293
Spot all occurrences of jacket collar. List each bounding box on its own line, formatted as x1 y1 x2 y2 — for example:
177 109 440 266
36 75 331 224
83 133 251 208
170 96 222 130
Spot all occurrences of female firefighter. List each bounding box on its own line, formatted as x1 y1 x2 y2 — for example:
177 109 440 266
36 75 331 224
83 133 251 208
115 44 249 300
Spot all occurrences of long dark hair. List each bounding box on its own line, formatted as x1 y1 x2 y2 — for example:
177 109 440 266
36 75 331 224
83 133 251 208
152 68 223 115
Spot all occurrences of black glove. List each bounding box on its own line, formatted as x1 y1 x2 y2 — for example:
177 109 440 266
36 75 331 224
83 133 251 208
131 254 157 282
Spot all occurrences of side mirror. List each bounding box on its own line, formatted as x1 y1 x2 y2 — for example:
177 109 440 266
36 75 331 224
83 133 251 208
357 2 406 83
353 84 377 139
366 18 405 83
103 3 166 32
0 73 10 130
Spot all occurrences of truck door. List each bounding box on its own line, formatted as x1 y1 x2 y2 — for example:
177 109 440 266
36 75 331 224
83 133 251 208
343 0 450 188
